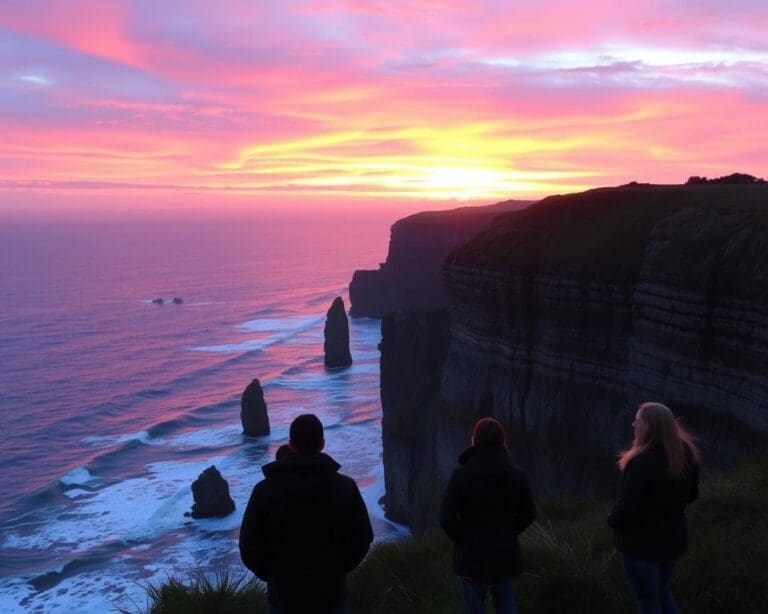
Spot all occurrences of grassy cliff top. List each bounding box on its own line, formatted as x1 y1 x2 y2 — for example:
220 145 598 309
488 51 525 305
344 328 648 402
390 198 533 233
448 183 768 286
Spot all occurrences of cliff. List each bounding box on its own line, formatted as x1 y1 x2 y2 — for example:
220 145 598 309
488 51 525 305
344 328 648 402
349 199 531 317
382 183 768 530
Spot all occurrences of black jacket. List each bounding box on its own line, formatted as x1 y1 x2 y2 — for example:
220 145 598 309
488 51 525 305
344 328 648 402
607 445 699 562
239 451 373 613
440 444 536 583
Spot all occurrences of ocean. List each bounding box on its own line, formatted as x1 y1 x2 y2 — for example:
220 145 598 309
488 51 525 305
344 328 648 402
0 210 407 612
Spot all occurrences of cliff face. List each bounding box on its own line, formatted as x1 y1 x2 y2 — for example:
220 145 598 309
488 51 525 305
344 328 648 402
381 184 768 530
350 200 531 317
380 310 453 530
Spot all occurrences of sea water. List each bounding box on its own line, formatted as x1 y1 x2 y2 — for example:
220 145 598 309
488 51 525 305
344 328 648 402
0 211 407 612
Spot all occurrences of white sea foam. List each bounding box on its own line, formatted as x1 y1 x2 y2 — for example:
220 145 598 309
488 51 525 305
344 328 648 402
4 455 232 552
82 430 158 447
189 338 274 353
63 488 95 499
167 423 290 448
59 467 97 486
2 560 157 613
272 367 378 393
237 315 324 333
0 578 32 613
190 314 325 353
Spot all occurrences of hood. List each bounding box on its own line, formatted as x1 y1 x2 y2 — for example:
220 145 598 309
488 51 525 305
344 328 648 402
261 450 341 478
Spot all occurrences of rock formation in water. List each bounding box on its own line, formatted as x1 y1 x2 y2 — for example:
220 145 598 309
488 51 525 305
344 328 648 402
381 182 768 531
324 296 353 367
349 200 532 317
241 378 270 436
188 465 236 519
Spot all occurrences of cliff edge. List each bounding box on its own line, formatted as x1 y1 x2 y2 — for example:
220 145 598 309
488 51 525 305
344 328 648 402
349 199 532 317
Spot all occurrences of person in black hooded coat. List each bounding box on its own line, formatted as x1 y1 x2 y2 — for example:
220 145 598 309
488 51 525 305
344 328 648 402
607 402 700 614
440 417 536 614
239 414 373 614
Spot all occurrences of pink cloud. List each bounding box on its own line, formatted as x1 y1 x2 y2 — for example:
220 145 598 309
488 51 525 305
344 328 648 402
0 1 766 212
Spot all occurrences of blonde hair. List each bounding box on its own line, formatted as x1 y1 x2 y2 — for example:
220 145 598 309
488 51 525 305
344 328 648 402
618 402 700 477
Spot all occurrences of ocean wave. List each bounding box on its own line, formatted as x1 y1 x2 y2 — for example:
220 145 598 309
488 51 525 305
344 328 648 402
2 454 231 553
237 315 324 333
59 467 97 487
190 314 325 354
189 338 275 353
63 488 96 499
82 430 156 448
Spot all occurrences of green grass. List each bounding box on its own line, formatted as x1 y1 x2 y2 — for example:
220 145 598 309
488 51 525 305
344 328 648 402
136 569 267 614
142 458 768 613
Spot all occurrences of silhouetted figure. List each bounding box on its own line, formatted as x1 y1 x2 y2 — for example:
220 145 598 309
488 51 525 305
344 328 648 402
240 414 373 614
275 443 292 461
608 402 700 614
440 418 535 614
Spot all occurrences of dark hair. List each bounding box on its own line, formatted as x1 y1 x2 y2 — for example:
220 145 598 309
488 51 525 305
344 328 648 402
275 444 292 461
289 414 324 452
472 417 506 447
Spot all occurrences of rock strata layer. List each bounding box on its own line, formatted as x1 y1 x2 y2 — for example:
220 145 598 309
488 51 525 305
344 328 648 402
324 296 353 367
189 466 236 519
241 378 270 436
381 184 768 531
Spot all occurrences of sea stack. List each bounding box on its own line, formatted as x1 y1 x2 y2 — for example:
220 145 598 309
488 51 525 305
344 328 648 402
189 466 236 519
324 296 353 367
241 378 270 436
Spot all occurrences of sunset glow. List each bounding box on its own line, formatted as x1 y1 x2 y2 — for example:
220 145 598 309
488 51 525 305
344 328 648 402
1 1 767 213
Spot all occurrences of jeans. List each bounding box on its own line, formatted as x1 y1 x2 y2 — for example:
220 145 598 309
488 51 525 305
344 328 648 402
459 577 517 614
621 554 679 614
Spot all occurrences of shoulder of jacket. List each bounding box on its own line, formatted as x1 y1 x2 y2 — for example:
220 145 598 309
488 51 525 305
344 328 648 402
332 472 360 492
626 447 665 473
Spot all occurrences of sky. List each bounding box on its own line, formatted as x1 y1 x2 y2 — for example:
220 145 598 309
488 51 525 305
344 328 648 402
1 0 767 215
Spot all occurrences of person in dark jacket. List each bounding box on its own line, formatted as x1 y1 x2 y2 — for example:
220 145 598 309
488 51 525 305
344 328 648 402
239 414 373 614
608 402 700 614
440 417 536 614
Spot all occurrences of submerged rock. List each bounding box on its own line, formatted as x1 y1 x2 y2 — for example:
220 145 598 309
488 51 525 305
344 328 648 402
152 298 164 304
324 297 352 367
172 297 183 304
241 378 270 437
189 466 235 519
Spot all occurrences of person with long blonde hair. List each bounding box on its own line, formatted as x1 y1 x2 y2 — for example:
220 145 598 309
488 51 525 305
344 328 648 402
608 402 700 614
